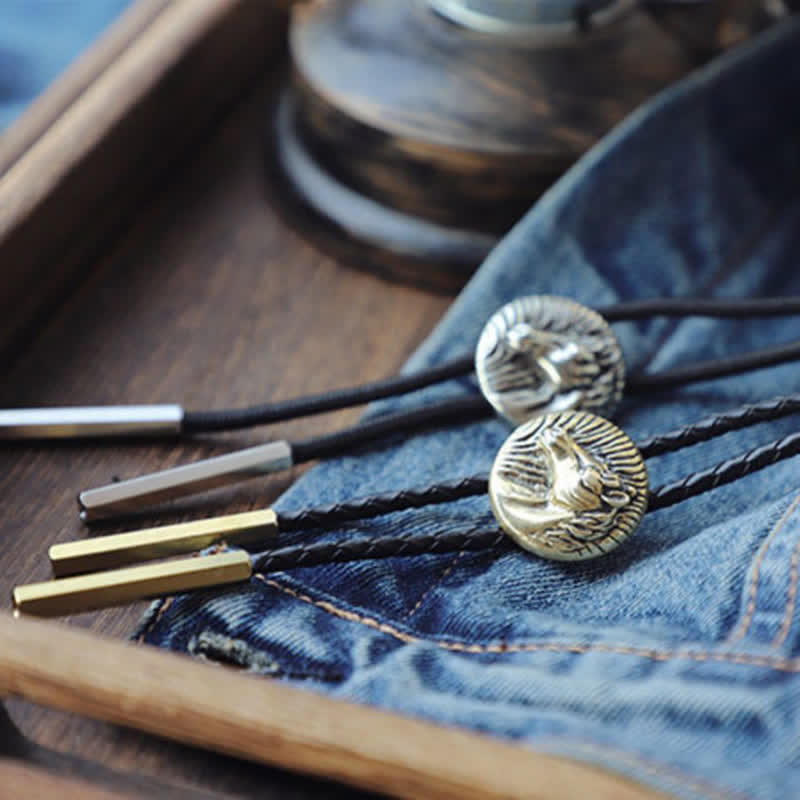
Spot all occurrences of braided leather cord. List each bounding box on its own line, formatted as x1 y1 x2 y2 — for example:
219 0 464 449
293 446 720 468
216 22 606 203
279 395 800 533
637 394 800 458
252 527 508 573
255 429 800 571
277 477 488 532
647 430 800 512
598 297 800 322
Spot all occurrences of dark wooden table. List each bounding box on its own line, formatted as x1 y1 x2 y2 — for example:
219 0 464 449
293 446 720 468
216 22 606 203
0 69 451 797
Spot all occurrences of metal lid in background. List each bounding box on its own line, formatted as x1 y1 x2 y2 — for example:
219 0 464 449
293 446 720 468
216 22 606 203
427 0 635 40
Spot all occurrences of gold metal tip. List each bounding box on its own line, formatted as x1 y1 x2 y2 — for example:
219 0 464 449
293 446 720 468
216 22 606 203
50 509 278 577
13 551 252 617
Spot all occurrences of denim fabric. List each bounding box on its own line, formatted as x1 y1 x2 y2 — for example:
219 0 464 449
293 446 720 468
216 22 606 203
0 1 132 131
138 20 800 799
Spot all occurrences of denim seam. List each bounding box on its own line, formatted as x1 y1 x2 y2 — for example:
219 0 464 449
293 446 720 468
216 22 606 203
256 575 800 672
727 493 800 645
771 534 800 650
403 551 466 621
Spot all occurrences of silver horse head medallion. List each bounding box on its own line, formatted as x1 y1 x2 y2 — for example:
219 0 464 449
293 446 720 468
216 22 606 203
475 295 625 425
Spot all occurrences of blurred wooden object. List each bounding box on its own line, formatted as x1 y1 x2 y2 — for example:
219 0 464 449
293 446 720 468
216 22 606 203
276 0 692 288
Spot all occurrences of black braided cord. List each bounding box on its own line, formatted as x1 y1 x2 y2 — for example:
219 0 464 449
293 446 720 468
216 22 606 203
253 424 800 572
252 528 509 573
646 431 800 512
636 394 800 458
277 477 489 532
280 395 800 533
183 297 800 434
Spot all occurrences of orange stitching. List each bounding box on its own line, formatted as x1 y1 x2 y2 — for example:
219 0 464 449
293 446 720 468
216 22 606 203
772 535 800 649
404 551 466 620
137 596 174 643
256 576 417 643
727 493 800 644
256 575 800 672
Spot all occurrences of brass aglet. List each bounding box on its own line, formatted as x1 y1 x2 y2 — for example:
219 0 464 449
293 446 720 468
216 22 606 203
13 551 252 617
49 509 278 577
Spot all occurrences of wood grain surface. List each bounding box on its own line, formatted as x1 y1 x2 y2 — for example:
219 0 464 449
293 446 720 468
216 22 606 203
0 64 450 800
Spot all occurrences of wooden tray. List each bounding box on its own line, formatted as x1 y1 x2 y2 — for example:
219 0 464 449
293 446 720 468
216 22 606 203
0 3 663 797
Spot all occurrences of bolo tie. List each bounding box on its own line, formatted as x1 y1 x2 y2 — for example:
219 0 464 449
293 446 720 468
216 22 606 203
48 294 800 520
13 392 800 616
10 292 800 615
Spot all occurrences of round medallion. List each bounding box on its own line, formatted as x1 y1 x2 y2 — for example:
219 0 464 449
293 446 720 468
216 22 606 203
475 295 625 425
489 410 648 561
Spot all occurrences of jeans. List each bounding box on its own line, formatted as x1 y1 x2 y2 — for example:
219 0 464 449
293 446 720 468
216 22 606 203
138 19 800 799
